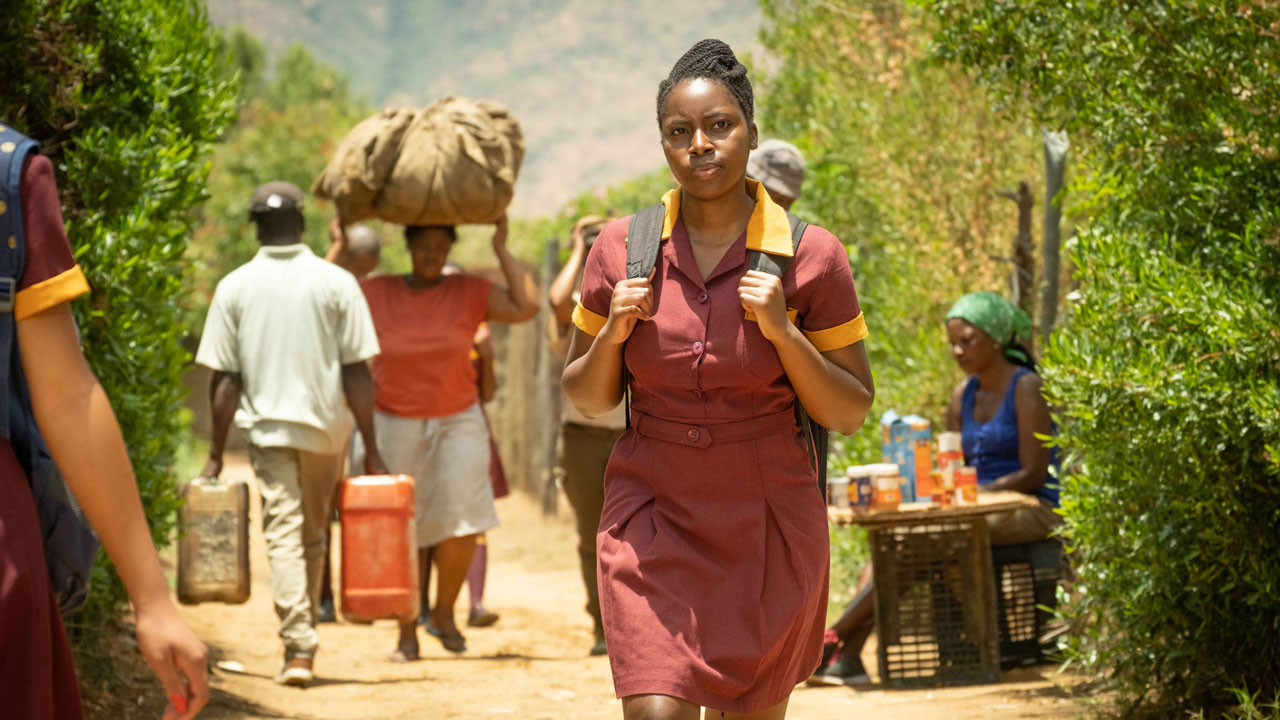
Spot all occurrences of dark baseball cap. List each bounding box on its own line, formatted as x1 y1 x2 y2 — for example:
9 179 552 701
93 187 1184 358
249 181 304 216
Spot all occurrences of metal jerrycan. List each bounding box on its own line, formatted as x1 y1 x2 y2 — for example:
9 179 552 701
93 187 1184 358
339 474 419 623
177 476 251 605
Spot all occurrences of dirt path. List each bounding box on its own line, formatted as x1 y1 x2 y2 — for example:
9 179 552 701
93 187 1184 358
155 454 1082 720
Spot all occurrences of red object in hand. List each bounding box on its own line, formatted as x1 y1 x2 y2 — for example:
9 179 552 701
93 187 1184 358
339 475 419 622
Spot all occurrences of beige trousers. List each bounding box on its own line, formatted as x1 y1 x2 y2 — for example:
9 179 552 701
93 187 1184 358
249 445 342 657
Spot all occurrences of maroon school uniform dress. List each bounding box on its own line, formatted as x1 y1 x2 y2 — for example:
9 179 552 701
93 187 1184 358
573 180 869 713
0 154 92 719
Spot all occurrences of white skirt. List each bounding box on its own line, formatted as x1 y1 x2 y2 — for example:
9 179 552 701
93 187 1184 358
350 403 498 547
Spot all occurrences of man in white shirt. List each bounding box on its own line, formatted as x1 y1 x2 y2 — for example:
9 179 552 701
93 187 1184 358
195 181 385 687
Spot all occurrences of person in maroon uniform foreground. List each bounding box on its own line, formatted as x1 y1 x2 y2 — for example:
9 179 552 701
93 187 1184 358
0 146 209 719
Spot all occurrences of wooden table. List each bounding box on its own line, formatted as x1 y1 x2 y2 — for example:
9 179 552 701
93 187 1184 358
829 492 1040 688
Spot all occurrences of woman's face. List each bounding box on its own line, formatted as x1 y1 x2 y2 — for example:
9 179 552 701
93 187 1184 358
947 318 1001 375
660 78 757 201
407 228 454 281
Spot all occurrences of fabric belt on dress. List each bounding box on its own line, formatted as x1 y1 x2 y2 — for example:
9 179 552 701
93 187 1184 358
631 408 798 449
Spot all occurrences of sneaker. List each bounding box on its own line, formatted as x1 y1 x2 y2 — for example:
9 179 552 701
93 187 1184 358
275 655 314 687
807 648 870 687
316 598 336 624
467 607 500 627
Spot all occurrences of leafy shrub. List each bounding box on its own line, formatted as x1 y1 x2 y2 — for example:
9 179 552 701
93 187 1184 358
752 0 1045 605
927 1 1280 715
0 0 234 667
755 0 1044 466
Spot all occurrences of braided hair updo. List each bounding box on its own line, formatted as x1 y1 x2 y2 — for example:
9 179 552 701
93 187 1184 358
656 39 754 126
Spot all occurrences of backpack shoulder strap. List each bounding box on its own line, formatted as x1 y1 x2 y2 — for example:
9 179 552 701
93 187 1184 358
0 125 39 440
625 203 666 280
747 210 808 278
621 202 666 430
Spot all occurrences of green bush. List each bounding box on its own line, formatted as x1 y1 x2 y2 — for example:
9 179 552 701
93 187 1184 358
755 0 1043 467
927 1 1280 715
752 0 1045 607
0 0 234 665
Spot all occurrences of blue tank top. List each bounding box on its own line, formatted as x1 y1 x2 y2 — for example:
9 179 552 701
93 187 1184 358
960 367 1060 507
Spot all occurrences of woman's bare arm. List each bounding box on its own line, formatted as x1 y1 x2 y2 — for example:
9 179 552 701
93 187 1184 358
19 303 209 719
562 276 653 418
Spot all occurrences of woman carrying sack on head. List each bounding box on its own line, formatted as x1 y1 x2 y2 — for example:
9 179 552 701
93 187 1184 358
562 40 875 720
352 217 538 660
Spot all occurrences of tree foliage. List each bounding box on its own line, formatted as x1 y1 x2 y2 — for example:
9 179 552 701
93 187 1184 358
190 29 376 319
755 0 1042 465
0 0 234 649
927 2 1280 715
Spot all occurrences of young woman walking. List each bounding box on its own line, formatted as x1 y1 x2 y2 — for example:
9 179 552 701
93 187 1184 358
563 39 875 720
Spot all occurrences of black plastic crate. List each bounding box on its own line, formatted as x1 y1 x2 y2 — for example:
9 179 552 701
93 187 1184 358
869 518 999 687
991 539 1063 669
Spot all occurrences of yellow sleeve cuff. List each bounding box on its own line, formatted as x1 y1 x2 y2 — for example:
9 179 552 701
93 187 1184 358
804 312 868 352
572 302 608 337
15 266 90 322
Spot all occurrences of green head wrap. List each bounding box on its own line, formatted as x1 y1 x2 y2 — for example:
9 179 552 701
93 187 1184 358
946 291 1035 364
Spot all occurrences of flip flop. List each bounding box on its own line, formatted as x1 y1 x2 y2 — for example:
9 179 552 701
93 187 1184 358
437 630 466 654
387 647 419 662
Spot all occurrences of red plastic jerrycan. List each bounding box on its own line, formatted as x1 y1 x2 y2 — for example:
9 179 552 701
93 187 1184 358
339 474 419 623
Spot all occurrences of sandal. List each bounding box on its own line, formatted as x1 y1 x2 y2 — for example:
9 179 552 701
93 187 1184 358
436 630 466 654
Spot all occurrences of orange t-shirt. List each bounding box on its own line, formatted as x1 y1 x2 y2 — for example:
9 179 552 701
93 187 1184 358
360 273 492 418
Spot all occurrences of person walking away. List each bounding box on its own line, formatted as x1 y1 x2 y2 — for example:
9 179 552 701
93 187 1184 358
317 219 383 624
546 214 622 656
746 139 806 212
355 217 538 660
0 127 209 719
563 39 875 719
196 182 386 687
811 291 1060 686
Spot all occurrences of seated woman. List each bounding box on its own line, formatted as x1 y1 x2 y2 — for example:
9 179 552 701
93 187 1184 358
810 291 1060 686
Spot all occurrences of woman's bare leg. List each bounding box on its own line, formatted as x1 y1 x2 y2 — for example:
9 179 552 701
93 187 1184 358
390 547 432 661
429 533 479 649
622 694 701 720
705 696 789 720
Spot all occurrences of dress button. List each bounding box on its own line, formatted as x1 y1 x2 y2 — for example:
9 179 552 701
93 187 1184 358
692 341 704 354
687 428 700 441
697 292 709 303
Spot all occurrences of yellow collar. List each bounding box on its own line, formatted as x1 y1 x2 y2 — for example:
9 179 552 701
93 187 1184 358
658 178 794 257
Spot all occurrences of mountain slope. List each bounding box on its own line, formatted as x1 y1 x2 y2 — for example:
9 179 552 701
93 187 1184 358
207 0 763 214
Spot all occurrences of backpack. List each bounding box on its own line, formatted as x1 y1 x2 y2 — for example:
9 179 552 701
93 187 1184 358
623 202 831 491
0 125 100 615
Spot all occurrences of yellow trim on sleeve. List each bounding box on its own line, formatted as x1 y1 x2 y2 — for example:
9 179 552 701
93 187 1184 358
14 265 90 322
572 302 608 337
803 312 869 352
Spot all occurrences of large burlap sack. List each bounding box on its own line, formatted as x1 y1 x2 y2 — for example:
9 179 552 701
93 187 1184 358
312 97 524 226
